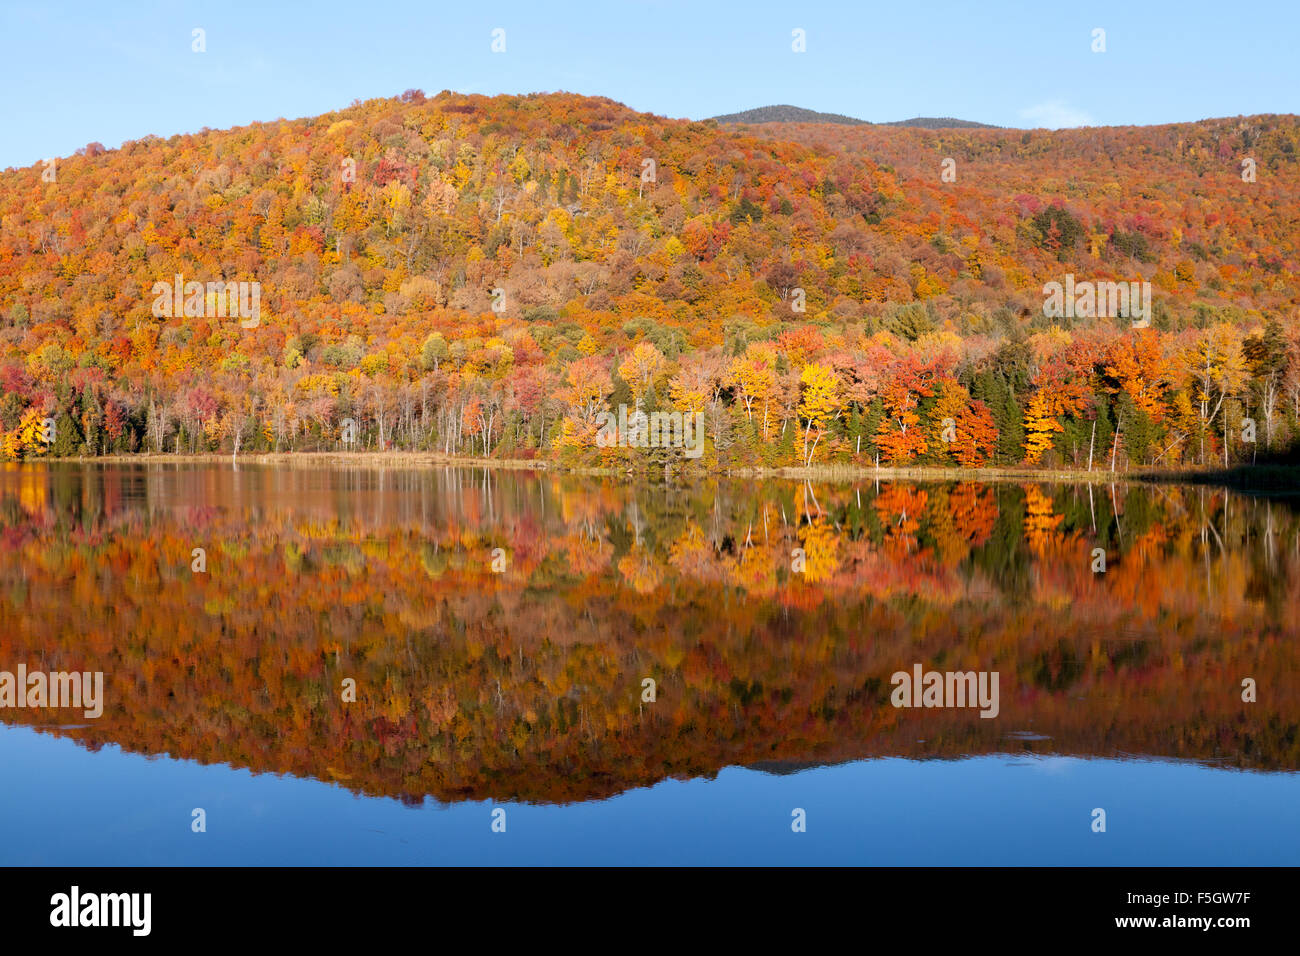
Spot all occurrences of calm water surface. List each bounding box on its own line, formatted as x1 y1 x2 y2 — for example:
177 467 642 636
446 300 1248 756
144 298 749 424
1 463 1297 864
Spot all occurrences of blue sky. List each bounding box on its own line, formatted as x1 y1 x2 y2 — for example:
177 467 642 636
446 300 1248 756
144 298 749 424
3 0 1297 169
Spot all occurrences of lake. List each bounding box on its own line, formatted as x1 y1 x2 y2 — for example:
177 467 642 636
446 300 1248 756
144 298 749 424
0 462 1297 865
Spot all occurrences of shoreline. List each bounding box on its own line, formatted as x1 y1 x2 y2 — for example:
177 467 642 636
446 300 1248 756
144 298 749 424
19 452 1300 491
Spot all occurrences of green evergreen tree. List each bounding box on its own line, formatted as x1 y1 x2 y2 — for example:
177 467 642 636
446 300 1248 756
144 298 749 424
51 410 82 457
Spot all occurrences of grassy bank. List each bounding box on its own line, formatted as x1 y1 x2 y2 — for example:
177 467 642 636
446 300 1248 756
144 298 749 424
30 451 1300 491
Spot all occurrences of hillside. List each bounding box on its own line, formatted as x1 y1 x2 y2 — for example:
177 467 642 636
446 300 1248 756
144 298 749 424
0 90 1298 468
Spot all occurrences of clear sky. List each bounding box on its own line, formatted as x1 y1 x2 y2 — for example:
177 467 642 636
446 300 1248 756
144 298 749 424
3 0 1297 169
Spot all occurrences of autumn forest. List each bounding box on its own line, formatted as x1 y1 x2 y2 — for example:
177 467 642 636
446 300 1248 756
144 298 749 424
2 91 1298 473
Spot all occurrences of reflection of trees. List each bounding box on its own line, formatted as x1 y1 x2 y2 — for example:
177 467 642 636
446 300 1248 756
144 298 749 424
0 465 1298 805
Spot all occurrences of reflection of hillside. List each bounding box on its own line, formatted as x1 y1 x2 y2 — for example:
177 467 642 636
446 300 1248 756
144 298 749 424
0 465 1297 805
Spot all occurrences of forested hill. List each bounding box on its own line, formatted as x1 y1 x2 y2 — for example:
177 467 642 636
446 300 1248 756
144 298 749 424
0 90 1297 468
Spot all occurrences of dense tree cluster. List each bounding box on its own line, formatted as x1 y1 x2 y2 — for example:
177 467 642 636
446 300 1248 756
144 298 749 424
1 92 1297 468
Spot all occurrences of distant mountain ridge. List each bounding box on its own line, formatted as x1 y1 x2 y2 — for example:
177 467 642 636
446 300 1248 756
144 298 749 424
709 104 998 129
709 105 867 125
882 116 999 129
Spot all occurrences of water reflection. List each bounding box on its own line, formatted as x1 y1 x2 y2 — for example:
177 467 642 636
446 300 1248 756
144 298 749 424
0 462 1297 809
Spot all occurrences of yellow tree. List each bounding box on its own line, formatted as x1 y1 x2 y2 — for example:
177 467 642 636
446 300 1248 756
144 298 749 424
798 363 841 466
1023 363 1091 465
1022 390 1064 465
558 356 613 423
1183 323 1249 465
667 370 708 414
726 342 778 440
617 341 664 409
3 409 51 460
